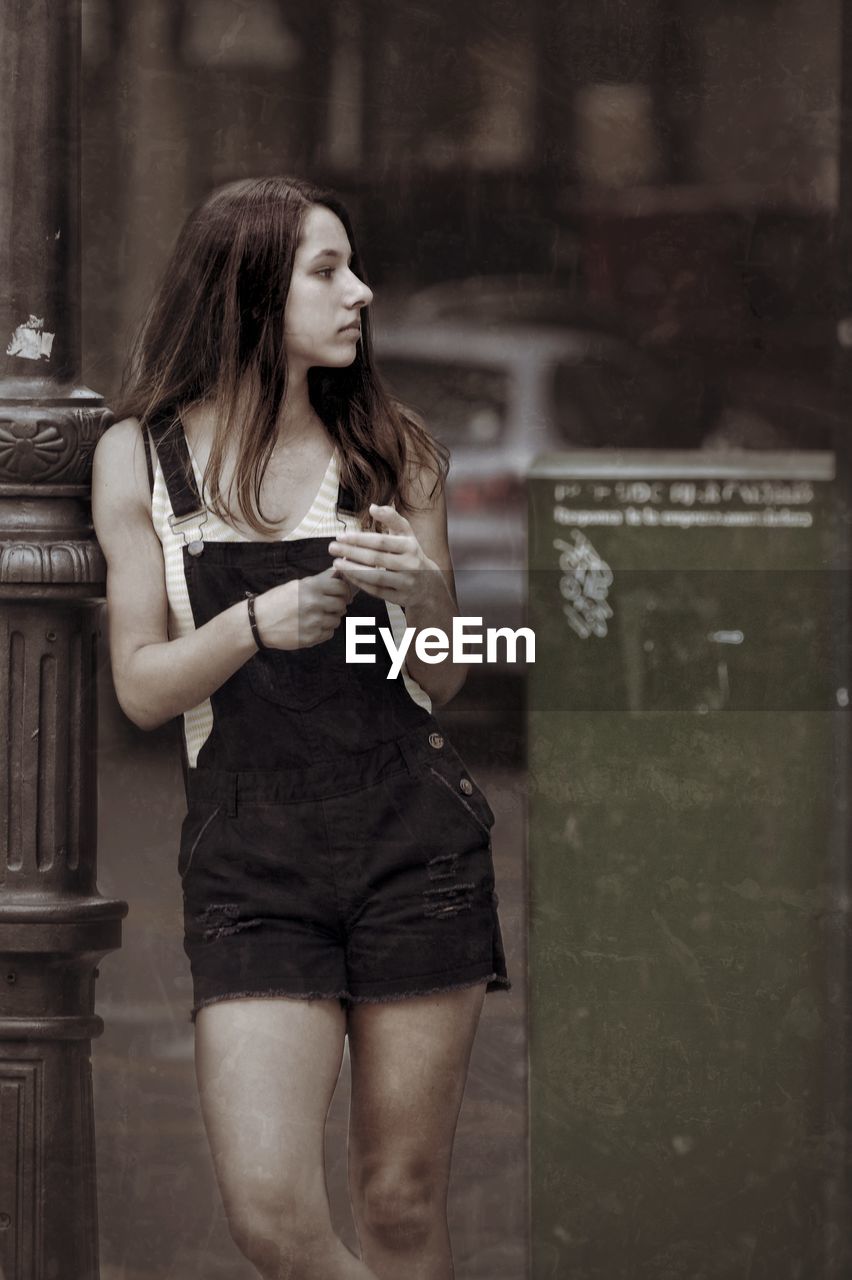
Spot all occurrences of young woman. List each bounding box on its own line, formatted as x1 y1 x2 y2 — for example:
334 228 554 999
91 175 511 1280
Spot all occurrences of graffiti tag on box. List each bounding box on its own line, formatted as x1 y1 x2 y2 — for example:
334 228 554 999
553 531 614 640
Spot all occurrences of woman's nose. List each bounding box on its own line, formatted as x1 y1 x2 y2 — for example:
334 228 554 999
346 272 373 309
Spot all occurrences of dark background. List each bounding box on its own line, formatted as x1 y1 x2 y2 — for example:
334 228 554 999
82 3 847 1276
82 0 841 442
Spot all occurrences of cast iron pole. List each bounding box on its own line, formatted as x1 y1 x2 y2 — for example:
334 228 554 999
0 2 127 1277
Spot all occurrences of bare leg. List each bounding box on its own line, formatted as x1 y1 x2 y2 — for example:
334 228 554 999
346 983 488 1280
194 996 382 1280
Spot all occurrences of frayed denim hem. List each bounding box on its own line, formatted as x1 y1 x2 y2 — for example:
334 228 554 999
189 973 511 1021
189 988 350 1023
345 972 512 1004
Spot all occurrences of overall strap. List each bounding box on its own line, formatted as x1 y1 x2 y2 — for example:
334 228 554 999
147 410 208 554
147 410 206 522
143 425 155 495
150 408 360 529
335 479 359 517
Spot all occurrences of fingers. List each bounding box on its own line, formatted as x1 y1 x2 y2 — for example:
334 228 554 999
317 565 350 586
329 531 410 556
314 567 356 600
330 547 401 574
330 557 411 600
328 538 416 576
325 504 412 568
304 600 348 645
303 569 356 621
330 560 407 603
331 562 392 589
367 502 411 533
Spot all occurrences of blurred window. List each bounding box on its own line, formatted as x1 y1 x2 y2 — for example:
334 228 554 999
381 359 508 446
178 0 301 68
551 355 661 448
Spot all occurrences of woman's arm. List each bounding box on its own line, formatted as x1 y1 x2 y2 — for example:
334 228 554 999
329 449 468 707
93 421 352 730
91 419 260 730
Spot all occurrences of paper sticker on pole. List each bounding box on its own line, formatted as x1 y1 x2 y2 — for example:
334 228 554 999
6 315 54 361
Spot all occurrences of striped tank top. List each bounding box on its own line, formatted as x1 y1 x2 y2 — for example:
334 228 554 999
148 436 431 767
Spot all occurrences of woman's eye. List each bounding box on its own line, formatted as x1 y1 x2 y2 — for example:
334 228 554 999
316 268 334 279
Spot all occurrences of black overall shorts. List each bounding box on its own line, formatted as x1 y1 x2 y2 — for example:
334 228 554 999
148 415 511 1022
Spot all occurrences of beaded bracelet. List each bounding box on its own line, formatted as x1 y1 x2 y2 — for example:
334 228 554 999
244 591 268 651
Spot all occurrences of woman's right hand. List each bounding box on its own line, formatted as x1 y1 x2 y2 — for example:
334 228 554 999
253 568 355 650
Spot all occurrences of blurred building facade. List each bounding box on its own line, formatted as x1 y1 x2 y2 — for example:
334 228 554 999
82 0 841 428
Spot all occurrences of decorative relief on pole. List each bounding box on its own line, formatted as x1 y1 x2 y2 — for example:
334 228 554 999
0 406 112 485
0 403 110 592
0 541 105 586
0 420 63 477
1 610 97 891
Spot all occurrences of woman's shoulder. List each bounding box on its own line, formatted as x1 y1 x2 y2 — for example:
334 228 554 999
92 416 154 512
96 413 145 455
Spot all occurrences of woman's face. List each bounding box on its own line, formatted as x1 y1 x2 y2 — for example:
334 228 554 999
284 204 373 371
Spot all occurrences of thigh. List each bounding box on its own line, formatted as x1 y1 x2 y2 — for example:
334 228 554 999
346 984 487 1176
194 997 348 1218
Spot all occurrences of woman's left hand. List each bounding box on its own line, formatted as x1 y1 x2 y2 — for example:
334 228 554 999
328 504 439 609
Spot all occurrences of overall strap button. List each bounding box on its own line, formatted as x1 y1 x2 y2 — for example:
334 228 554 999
428 732 444 749
459 778 474 795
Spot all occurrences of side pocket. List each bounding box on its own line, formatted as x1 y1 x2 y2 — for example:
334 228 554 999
178 805 221 880
426 765 496 838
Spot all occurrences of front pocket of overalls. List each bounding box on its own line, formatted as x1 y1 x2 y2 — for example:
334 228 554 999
178 804 221 880
246 641 345 710
426 755 496 838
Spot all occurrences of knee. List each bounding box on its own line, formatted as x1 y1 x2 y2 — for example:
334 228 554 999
225 1191 325 1280
353 1159 445 1251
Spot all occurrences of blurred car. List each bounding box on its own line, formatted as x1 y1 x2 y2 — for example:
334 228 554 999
373 292 685 657
401 273 621 333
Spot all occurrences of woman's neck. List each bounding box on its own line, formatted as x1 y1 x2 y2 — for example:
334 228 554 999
186 370 322 450
275 371 317 444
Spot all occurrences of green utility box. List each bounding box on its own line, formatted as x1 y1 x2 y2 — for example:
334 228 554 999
527 450 849 1279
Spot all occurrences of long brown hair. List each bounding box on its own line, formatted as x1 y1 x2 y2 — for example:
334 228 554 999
115 176 448 535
